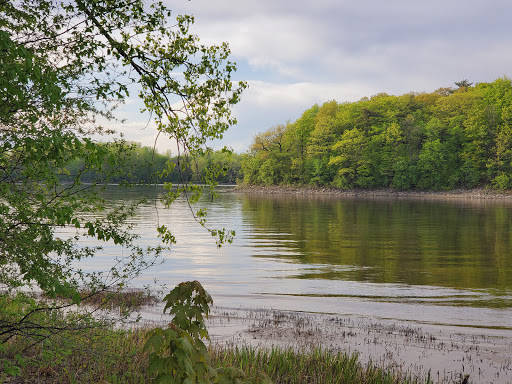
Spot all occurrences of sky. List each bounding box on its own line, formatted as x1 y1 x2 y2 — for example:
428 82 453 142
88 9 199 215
112 0 512 154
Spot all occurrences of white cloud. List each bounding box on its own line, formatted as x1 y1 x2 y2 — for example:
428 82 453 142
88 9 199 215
241 80 374 108
94 0 512 153
189 14 323 80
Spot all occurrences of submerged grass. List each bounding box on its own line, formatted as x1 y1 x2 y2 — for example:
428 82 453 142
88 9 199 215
42 289 160 312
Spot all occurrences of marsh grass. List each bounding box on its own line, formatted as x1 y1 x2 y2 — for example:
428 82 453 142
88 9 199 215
0 292 151 383
208 345 431 384
2 329 435 383
1 324 150 383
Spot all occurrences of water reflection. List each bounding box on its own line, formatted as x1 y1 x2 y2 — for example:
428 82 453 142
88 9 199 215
239 194 512 292
68 186 512 328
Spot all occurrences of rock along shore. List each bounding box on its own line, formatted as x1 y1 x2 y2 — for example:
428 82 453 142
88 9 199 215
226 184 512 200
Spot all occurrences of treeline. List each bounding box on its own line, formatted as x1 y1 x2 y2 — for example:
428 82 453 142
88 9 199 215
61 143 243 184
241 77 512 190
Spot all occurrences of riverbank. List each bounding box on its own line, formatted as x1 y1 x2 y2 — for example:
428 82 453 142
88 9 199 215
0 291 433 384
227 185 512 200
209 307 512 384
4 289 510 383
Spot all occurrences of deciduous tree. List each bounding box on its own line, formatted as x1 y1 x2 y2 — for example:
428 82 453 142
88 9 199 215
0 0 245 342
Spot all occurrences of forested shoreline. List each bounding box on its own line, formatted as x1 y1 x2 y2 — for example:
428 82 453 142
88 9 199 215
59 143 243 184
230 184 512 199
59 78 512 192
241 78 512 191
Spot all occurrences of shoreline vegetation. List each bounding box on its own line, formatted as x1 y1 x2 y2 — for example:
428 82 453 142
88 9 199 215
4 292 507 383
0 323 434 384
1 291 446 384
0 292 478 384
228 184 512 200
4 289 510 383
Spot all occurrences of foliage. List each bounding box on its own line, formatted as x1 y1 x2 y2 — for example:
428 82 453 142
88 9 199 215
61 143 243 184
144 281 271 384
0 0 245 345
242 78 512 190
0 292 152 383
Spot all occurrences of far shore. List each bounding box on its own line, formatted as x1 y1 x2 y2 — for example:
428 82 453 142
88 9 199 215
226 184 512 200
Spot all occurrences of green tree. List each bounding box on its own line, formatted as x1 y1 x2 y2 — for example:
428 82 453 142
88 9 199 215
416 119 449 190
329 128 374 188
244 124 291 185
307 101 339 158
381 123 415 189
478 77 512 186
193 150 242 184
0 0 245 342
306 101 339 185
287 105 319 183
241 153 263 185
455 79 473 89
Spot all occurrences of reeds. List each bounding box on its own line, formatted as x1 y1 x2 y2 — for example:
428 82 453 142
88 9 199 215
78 289 159 312
42 289 160 312
208 344 430 384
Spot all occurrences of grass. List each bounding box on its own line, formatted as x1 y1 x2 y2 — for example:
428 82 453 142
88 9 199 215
1 334 434 383
0 292 150 383
1 331 437 383
1 327 150 384
0 293 451 383
209 345 431 384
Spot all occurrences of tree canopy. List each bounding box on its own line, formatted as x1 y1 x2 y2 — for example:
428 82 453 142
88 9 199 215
0 0 245 341
59 142 243 184
242 78 512 191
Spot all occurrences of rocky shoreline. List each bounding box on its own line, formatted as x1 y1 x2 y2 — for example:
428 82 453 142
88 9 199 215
226 184 512 200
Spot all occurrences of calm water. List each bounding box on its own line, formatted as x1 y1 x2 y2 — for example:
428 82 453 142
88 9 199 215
75 185 512 330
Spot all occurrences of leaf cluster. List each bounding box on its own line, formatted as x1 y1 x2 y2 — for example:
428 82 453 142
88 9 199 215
144 281 271 384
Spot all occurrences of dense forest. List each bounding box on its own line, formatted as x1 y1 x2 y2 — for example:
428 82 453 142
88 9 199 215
60 143 243 184
241 78 512 190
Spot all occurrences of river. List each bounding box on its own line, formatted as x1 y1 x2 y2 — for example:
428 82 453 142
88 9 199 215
71 185 512 331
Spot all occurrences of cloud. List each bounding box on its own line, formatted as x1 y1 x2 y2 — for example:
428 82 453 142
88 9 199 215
106 0 512 153
189 15 322 80
218 80 378 152
174 0 512 84
241 80 373 108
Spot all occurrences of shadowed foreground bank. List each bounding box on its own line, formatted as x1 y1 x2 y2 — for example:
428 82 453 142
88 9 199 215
3 289 503 383
1 318 433 383
0 292 435 383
